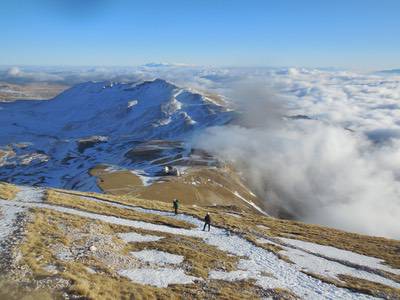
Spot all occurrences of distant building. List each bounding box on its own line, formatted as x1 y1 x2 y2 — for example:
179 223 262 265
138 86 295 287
164 165 180 176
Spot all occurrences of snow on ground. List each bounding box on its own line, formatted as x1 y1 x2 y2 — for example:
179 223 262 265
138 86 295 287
0 203 24 242
255 237 280 246
0 79 233 191
118 232 164 243
224 212 241 218
85 266 96 274
130 250 184 265
130 170 155 187
280 237 400 276
13 186 44 203
256 224 270 230
118 268 200 288
279 246 400 289
233 191 269 216
0 187 398 298
0 186 38 246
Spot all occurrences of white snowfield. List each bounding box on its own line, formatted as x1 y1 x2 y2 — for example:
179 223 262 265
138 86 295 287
0 203 24 241
1 186 399 299
117 232 164 243
280 237 400 276
118 268 200 288
130 250 184 265
255 237 280 246
233 191 269 216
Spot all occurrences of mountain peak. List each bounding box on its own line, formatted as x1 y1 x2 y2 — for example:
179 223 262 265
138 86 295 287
133 78 178 90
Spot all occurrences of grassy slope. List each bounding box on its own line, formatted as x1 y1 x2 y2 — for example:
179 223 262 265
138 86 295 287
0 182 19 200
17 208 286 300
89 164 270 215
58 188 400 270
1 182 399 299
51 188 400 299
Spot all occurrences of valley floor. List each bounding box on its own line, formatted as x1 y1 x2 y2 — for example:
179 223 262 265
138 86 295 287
0 183 399 299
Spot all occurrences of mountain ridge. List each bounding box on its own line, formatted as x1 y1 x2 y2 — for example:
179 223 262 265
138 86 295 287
0 78 234 192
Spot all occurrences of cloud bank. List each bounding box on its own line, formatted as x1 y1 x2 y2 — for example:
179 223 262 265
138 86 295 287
195 71 400 239
197 122 400 239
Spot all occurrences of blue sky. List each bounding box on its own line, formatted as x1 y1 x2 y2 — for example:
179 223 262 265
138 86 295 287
1 0 399 70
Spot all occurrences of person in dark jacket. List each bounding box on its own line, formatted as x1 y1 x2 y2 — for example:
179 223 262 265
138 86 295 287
203 212 211 231
173 199 179 215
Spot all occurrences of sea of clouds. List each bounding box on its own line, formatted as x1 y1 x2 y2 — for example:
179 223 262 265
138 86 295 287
1 64 400 238
196 67 400 239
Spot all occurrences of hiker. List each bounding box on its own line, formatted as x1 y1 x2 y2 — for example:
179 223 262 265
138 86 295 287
203 212 211 231
173 199 179 215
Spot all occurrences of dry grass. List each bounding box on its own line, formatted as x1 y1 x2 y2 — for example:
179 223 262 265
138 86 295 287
175 280 299 300
17 208 268 299
45 189 195 230
89 164 268 215
50 188 400 298
85 167 400 270
125 234 238 279
0 182 19 200
38 186 400 296
338 274 400 299
253 217 400 270
0 81 68 102
18 209 176 299
303 272 400 299
90 165 143 192
5 182 397 299
52 187 400 272
0 278 55 300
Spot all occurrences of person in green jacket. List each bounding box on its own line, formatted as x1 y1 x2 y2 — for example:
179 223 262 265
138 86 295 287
173 199 179 215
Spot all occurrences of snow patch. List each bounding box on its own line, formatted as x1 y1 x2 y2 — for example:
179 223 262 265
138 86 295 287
13 186 44 203
280 237 400 276
161 97 182 115
118 232 163 243
85 266 97 274
209 269 282 290
281 246 400 289
130 170 154 186
225 212 242 218
130 250 184 265
233 191 268 216
127 100 138 109
0 204 24 242
255 237 280 246
256 225 270 230
118 268 199 288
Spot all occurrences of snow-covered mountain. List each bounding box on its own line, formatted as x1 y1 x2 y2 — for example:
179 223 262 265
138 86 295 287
0 79 233 190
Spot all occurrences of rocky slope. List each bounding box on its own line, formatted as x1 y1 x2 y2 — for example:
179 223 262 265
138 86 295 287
0 182 399 299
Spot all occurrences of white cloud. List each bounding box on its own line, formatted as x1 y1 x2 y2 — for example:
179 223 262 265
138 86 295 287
6 66 22 77
195 69 400 239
